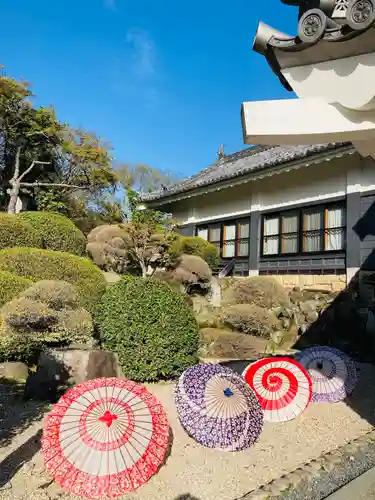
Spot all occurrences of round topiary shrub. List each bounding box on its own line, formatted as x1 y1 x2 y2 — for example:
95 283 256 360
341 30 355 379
220 303 281 338
98 277 199 381
0 213 42 250
20 279 80 310
0 280 94 363
172 254 212 293
226 276 291 309
0 270 33 308
19 211 86 256
86 224 129 272
170 236 220 269
0 248 106 314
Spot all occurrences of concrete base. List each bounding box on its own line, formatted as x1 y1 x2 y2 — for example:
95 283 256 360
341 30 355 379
248 269 259 277
347 267 360 285
325 466 375 499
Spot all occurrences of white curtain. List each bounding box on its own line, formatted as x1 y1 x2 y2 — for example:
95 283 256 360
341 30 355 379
210 226 221 242
197 228 208 241
326 207 345 250
223 224 236 257
238 220 249 256
263 217 279 255
282 214 298 254
303 210 321 252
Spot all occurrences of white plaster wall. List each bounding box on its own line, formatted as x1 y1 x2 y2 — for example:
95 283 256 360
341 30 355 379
193 184 252 222
360 156 375 193
166 154 371 225
256 156 348 212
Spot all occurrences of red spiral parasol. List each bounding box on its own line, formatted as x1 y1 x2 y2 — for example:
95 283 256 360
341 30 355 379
243 357 312 422
42 378 170 498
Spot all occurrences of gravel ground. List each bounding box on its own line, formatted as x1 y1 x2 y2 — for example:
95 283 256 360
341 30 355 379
1 363 375 500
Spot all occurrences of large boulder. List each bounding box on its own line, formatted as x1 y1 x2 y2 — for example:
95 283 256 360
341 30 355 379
24 348 123 401
0 361 28 381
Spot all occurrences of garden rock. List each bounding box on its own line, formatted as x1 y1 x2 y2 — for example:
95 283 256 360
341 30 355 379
300 300 320 315
102 271 122 284
24 348 122 400
306 310 319 322
0 361 28 381
208 277 221 308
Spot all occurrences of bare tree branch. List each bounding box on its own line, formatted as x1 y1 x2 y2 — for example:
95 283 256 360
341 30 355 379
19 182 87 189
18 160 50 182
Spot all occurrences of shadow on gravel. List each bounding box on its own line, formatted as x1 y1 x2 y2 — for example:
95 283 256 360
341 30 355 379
174 496 200 500
292 197 375 427
0 381 48 448
0 428 42 487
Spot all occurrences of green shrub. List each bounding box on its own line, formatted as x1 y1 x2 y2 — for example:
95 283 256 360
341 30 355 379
172 254 212 293
0 248 106 313
226 276 291 309
170 236 220 268
0 213 42 250
0 280 94 363
0 334 39 364
20 279 79 310
86 224 129 272
19 211 86 256
220 303 281 338
199 327 269 359
98 277 199 381
0 270 33 308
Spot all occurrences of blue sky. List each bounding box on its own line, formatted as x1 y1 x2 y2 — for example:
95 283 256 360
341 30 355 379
0 0 297 177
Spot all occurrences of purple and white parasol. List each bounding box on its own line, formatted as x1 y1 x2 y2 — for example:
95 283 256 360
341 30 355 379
175 364 263 451
295 346 357 403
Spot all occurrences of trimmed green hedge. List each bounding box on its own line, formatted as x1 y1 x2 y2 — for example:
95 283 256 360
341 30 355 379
0 248 106 313
170 236 220 268
98 277 199 381
0 213 42 250
0 270 33 308
19 211 86 256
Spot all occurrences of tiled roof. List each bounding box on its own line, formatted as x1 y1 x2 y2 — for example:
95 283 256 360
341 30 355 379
142 142 354 202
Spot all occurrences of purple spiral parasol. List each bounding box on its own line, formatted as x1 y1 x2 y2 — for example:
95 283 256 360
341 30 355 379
175 364 263 451
295 346 357 403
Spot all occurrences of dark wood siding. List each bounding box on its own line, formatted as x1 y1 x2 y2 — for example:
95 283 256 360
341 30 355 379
259 253 345 274
360 194 375 270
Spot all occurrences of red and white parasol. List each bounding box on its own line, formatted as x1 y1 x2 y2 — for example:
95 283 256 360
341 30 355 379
42 377 170 499
243 357 312 423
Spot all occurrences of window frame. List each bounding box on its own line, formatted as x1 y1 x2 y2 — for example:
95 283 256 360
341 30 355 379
195 217 250 259
260 202 346 258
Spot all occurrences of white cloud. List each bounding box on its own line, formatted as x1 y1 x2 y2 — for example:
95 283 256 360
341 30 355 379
107 28 162 109
125 28 156 79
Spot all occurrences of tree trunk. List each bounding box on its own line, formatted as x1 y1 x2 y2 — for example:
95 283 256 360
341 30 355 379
7 146 21 214
140 262 148 277
7 181 20 214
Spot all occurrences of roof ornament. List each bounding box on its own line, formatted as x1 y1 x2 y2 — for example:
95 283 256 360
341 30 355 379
255 0 375 49
253 0 375 91
217 144 225 160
